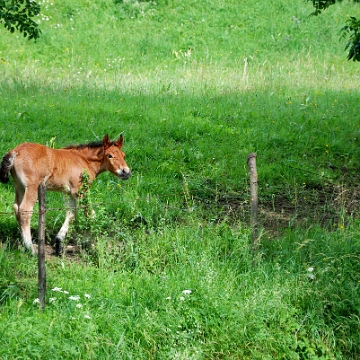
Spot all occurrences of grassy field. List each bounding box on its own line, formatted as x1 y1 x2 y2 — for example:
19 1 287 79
0 0 360 358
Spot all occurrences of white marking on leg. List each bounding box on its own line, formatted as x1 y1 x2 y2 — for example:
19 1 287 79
21 221 35 255
18 186 37 255
56 195 76 241
18 207 35 255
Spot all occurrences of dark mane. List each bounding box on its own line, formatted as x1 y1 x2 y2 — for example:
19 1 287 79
63 140 117 150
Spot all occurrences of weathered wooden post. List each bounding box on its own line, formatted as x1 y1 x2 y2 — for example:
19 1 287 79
247 153 258 255
38 183 46 309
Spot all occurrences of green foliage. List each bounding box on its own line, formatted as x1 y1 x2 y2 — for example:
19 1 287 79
74 171 94 250
308 0 338 15
341 16 360 60
0 0 41 40
307 0 360 61
308 0 360 15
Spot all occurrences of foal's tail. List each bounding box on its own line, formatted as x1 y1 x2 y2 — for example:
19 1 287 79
0 152 15 184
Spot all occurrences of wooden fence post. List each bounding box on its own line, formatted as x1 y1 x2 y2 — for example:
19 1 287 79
247 153 258 255
38 183 46 309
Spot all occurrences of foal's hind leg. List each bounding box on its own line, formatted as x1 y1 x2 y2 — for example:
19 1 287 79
13 184 25 225
55 195 76 255
16 185 38 255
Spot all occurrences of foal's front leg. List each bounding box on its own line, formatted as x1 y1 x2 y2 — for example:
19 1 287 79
55 195 76 255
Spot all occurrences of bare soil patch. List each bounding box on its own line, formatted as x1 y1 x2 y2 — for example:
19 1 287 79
216 183 360 234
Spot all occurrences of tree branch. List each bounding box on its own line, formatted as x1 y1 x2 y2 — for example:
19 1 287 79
0 0 41 40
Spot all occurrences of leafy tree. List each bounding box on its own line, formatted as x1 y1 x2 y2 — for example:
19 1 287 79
308 0 338 15
341 16 360 61
307 0 360 61
0 0 41 40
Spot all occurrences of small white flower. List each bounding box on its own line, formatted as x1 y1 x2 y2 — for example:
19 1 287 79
166 296 171 300
49 297 57 303
33 298 40 304
182 290 192 295
63 291 69 294
69 295 80 301
179 296 185 301
307 273 315 280
84 315 91 319
76 303 83 308
84 294 91 299
52 287 63 292
307 267 314 272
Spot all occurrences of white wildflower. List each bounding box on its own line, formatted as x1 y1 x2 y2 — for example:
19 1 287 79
69 295 80 301
179 296 185 301
33 298 40 304
84 315 91 319
166 296 171 300
84 294 91 299
76 303 83 308
51 287 63 292
307 267 315 279
49 297 57 303
182 290 192 295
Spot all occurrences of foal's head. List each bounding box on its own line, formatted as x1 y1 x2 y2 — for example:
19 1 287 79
102 134 131 180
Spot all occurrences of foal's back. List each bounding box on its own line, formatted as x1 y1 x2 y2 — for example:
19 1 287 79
11 142 93 194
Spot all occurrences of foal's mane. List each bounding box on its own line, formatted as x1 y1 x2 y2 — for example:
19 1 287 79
63 140 118 151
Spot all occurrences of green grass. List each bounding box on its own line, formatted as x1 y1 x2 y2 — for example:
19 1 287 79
0 0 360 358
1 224 359 358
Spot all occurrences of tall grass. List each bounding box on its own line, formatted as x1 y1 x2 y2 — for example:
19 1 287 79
0 0 359 358
0 222 359 358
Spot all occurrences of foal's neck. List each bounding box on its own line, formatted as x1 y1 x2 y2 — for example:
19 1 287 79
77 146 105 178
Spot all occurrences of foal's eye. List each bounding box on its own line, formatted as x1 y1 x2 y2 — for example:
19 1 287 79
107 154 113 159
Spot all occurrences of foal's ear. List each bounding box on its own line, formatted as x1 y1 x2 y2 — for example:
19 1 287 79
102 134 110 148
115 134 124 148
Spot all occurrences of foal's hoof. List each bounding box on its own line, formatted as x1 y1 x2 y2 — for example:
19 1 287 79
54 237 63 256
27 244 37 256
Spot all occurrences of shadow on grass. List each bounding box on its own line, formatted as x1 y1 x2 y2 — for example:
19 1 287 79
0 84 359 248
191 181 360 234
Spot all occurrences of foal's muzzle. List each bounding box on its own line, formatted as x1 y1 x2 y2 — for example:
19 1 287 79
118 168 131 180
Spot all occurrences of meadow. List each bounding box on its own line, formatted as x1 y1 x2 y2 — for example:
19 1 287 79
0 0 359 358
